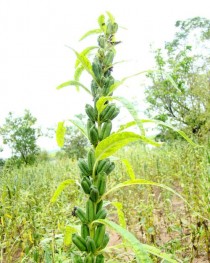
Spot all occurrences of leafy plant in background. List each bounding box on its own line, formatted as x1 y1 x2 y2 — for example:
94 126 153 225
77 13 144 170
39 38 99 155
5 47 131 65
54 12 198 263
62 114 89 160
0 109 41 166
145 17 210 142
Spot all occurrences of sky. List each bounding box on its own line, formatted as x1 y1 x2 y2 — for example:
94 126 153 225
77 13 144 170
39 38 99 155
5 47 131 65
0 0 209 157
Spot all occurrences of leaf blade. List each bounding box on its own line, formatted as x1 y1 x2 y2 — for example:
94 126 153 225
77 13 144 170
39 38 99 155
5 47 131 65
109 70 149 94
95 132 160 161
94 219 152 263
122 159 135 180
50 179 75 203
98 14 106 32
56 122 66 147
74 65 85 91
66 46 94 78
69 119 88 139
106 11 115 23
75 46 98 68
64 225 77 246
96 96 113 116
111 202 127 229
141 118 198 147
114 96 145 135
79 29 102 41
56 80 91 95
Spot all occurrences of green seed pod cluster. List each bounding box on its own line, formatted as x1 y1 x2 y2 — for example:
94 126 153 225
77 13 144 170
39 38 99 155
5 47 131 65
72 14 120 262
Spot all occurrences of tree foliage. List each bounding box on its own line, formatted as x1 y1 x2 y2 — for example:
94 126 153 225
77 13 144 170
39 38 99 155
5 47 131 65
0 110 40 165
145 17 210 141
62 114 89 159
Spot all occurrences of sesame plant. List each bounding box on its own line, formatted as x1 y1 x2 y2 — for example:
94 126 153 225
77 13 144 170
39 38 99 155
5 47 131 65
54 12 192 263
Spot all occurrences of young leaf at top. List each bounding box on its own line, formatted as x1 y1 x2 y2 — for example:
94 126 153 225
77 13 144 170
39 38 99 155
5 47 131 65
106 11 115 23
98 14 106 32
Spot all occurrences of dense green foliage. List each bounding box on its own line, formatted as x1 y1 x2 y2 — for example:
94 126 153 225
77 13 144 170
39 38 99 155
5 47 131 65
0 142 209 262
145 17 210 142
62 115 88 159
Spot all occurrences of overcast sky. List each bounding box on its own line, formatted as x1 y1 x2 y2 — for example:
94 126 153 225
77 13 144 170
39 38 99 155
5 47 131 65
0 0 209 157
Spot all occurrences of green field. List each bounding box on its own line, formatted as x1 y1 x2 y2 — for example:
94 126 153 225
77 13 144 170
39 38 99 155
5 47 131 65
1 142 209 262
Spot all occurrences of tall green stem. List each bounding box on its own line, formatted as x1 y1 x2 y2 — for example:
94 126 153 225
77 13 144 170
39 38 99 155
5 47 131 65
71 14 120 263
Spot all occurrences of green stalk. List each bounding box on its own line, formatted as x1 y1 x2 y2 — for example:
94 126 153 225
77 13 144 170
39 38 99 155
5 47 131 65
70 14 120 262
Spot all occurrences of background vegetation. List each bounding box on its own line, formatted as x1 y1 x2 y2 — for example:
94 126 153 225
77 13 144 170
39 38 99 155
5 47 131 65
0 142 209 262
0 16 209 263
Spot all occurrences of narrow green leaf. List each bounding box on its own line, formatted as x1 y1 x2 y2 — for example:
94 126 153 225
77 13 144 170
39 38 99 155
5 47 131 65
66 46 94 78
117 118 198 147
57 80 91 95
114 96 145 136
113 60 128 66
56 81 72 90
95 132 141 161
117 121 136 132
56 122 66 147
112 202 127 229
97 219 178 262
141 119 198 147
69 119 88 139
74 65 84 91
94 219 152 263
104 179 185 201
103 178 210 221
95 132 160 161
96 96 113 115
50 179 75 203
141 243 178 263
106 11 115 23
109 80 124 94
75 46 98 68
109 70 149 94
79 29 102 41
64 225 77 246
122 159 135 180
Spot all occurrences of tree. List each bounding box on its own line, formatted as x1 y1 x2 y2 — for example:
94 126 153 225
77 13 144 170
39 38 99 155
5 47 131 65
62 114 89 159
0 147 4 168
145 17 210 141
0 110 40 165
